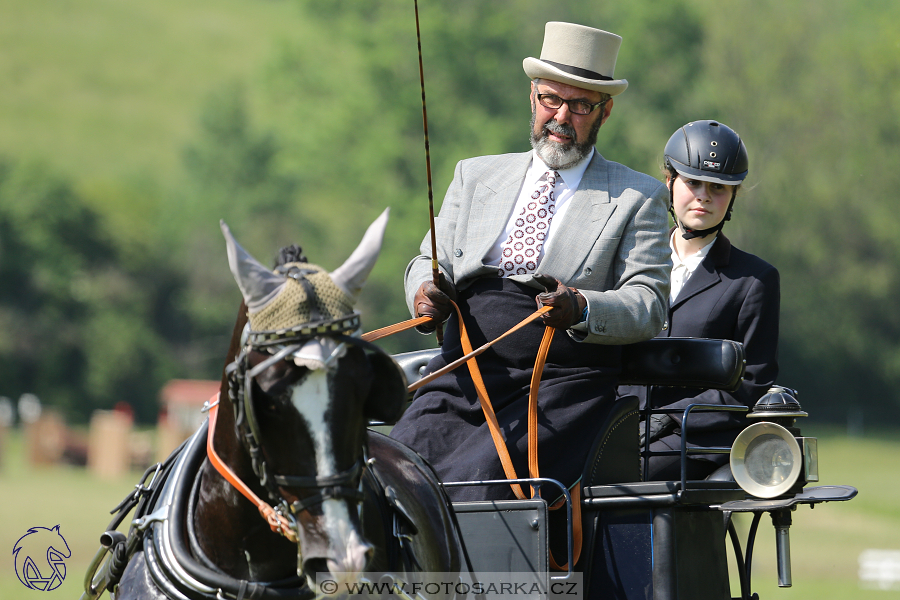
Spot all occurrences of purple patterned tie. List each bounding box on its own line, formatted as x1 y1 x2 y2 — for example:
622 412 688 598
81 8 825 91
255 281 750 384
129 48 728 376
498 170 561 277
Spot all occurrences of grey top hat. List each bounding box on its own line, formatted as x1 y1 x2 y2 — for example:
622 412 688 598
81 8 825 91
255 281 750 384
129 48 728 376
523 22 628 96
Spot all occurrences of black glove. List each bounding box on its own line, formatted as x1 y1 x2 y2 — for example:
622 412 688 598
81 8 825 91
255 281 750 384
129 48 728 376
413 273 457 334
639 414 677 446
533 273 585 329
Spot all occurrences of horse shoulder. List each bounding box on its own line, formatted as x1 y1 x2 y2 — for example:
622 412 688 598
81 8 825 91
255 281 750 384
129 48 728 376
367 431 461 573
114 551 171 600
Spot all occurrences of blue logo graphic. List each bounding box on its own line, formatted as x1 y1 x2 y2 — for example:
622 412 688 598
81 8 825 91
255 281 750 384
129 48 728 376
12 525 71 591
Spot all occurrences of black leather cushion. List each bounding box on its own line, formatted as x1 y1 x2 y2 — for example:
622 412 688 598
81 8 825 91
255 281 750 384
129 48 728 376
618 338 745 392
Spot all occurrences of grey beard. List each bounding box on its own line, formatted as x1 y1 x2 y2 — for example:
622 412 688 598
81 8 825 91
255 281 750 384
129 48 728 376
529 112 602 170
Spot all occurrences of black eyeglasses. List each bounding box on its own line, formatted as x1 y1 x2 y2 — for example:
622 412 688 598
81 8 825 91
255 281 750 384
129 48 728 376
536 93 606 116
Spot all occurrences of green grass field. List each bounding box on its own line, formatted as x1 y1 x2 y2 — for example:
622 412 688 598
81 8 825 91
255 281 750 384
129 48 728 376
1 430 148 599
1 426 898 599
0 0 304 188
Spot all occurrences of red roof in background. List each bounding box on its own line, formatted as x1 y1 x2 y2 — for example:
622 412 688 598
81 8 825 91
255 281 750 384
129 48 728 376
160 379 221 407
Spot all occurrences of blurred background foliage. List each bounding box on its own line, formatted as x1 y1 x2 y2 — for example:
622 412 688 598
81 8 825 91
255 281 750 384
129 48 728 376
0 0 898 426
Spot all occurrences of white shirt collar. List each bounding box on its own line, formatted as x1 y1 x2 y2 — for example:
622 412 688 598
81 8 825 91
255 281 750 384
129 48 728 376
528 148 594 192
669 231 717 303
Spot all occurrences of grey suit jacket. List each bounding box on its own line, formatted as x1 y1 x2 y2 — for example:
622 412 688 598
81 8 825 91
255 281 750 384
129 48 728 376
405 151 671 345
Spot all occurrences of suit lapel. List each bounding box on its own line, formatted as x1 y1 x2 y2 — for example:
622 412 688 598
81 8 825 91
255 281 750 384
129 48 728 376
463 153 532 275
671 234 732 308
538 153 616 282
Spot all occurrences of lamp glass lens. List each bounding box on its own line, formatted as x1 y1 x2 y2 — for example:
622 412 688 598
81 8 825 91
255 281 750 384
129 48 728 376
745 434 796 486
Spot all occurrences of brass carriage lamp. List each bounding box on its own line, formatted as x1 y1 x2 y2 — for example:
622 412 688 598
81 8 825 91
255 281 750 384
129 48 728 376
729 386 820 588
730 386 818 500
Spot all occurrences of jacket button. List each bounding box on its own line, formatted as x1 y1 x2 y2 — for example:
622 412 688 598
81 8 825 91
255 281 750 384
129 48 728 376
454 249 463 257
584 267 592 276
662 321 669 330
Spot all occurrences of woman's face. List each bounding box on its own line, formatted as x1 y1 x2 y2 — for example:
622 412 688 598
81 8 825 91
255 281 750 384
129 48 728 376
669 174 735 232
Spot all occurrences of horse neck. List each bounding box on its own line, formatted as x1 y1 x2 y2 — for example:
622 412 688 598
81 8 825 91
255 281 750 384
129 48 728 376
194 404 296 579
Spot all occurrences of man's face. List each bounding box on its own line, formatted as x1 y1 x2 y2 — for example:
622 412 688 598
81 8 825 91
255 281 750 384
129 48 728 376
530 79 613 170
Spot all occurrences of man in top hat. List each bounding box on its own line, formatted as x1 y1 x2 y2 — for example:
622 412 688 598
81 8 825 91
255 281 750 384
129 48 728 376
390 22 670 503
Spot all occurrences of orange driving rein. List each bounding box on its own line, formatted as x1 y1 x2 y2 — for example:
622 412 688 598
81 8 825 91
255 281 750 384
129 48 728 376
205 396 299 543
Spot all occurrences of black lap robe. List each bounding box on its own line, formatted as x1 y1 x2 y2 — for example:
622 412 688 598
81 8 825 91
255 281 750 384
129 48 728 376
390 278 621 502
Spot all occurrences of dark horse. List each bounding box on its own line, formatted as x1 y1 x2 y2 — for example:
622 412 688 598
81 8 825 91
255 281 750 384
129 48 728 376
85 210 460 600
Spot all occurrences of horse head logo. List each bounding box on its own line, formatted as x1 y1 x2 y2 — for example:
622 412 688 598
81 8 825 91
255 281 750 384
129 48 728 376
12 525 71 591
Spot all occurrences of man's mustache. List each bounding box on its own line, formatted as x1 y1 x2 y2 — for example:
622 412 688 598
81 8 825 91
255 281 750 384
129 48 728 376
543 120 578 144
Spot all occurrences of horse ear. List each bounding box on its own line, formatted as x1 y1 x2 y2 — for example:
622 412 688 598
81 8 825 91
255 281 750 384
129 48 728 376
363 349 408 424
330 208 389 301
221 220 287 310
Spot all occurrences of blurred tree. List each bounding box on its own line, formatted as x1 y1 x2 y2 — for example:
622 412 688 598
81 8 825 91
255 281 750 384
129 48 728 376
164 83 305 374
0 159 176 422
4 0 896 426
696 0 900 423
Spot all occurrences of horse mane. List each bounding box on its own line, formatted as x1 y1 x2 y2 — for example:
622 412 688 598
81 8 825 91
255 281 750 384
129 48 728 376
275 244 307 266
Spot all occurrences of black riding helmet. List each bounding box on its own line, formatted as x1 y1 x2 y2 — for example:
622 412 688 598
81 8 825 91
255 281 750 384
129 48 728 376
664 120 748 239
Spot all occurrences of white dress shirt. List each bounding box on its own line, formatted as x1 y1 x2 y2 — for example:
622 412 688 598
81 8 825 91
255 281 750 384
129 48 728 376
669 231 717 304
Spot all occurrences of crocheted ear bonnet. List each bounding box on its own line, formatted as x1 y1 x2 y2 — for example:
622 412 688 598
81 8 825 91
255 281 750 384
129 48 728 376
248 262 357 334
221 208 389 343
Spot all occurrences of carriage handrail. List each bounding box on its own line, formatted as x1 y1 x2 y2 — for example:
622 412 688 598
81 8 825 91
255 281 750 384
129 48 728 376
679 403 749 494
640 400 750 487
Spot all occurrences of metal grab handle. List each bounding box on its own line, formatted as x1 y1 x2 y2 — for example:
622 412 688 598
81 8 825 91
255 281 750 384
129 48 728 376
80 531 126 600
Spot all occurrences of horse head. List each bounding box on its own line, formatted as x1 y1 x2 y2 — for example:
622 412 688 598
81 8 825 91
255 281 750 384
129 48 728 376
219 209 407 592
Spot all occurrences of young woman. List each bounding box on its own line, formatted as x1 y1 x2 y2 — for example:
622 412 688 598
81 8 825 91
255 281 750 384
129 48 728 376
623 120 781 480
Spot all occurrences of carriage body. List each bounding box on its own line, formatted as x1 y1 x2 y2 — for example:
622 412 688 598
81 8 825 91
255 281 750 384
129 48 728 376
393 338 857 600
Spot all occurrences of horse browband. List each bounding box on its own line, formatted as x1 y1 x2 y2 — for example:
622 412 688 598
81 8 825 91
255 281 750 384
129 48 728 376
246 314 361 348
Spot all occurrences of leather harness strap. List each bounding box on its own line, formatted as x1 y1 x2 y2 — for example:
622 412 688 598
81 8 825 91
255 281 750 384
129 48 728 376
206 397 299 543
445 299 549 500
447 302 582 569
528 327 555 486
408 305 552 393
548 483 582 571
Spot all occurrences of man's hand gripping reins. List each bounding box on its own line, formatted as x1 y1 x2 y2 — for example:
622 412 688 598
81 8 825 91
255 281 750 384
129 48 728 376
534 274 587 329
413 273 457 333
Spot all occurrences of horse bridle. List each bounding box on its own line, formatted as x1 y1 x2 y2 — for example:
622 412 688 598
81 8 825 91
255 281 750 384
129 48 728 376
224 314 371 528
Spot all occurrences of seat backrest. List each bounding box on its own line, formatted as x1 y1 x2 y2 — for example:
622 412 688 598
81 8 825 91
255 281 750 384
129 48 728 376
392 348 440 398
619 338 745 392
582 395 641 487
584 338 746 488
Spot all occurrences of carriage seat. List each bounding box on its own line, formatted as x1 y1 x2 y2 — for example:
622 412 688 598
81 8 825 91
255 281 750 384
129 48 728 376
392 348 440 399
583 337 746 487
392 338 746 483
393 339 745 486
577 339 746 589
391 339 747 580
